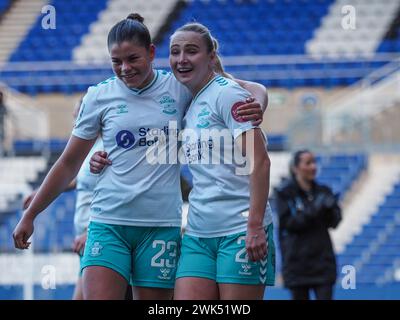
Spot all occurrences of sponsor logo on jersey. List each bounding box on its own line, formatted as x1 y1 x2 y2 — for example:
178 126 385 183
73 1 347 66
116 104 128 114
116 130 135 149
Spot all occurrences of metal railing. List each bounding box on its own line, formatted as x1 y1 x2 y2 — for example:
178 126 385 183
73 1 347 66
0 53 399 87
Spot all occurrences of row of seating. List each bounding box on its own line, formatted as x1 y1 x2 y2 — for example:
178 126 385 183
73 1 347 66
157 0 333 57
2 58 387 93
9 0 109 62
337 181 400 284
0 284 75 300
2 0 398 92
13 139 69 155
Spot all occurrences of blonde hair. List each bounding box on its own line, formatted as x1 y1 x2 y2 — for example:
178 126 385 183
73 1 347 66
171 22 232 78
211 37 233 79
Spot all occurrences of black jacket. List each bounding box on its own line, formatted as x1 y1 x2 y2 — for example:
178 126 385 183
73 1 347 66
274 178 342 288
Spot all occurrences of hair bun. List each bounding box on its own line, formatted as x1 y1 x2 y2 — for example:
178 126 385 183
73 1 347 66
126 13 144 23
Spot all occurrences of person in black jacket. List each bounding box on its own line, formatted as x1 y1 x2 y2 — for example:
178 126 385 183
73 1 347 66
274 150 342 300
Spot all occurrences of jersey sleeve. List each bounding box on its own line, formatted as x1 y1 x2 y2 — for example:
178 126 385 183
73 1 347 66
72 86 102 140
216 84 256 140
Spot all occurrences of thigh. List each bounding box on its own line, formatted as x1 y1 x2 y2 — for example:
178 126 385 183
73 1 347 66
81 221 132 283
72 277 83 300
83 266 128 300
290 286 310 300
133 287 174 300
132 227 181 290
217 224 276 287
174 277 219 300
218 283 265 300
313 284 333 300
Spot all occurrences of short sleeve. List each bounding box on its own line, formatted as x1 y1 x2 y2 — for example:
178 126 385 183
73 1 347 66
216 84 256 140
72 86 102 140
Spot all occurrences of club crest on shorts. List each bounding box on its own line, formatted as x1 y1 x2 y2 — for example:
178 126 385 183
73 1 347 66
89 242 103 257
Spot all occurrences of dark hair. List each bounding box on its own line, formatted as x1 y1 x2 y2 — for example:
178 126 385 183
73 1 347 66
171 23 231 78
290 149 312 179
107 13 151 50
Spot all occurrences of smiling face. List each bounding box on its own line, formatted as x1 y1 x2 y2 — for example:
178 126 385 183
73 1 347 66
169 31 216 95
110 41 155 89
294 152 318 182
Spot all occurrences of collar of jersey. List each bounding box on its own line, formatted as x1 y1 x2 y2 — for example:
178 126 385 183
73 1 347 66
128 69 159 95
191 74 219 105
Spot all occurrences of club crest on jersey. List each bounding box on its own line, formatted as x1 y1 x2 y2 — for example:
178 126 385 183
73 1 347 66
159 95 177 115
231 101 247 122
196 107 211 128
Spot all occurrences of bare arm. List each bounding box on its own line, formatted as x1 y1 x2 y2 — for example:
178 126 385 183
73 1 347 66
23 178 77 210
13 135 96 249
237 129 271 262
234 79 268 112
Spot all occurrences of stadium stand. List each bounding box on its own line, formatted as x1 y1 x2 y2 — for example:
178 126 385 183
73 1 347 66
0 156 47 212
337 180 400 285
73 0 180 63
316 153 367 197
0 0 10 15
377 3 400 53
307 0 400 57
9 0 109 62
0 0 398 93
0 0 399 300
157 0 334 56
0 153 366 254
0 285 23 300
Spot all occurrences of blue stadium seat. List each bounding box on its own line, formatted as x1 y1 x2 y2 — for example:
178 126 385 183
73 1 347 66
0 285 23 300
157 0 334 58
9 0 108 63
34 284 75 300
0 0 10 15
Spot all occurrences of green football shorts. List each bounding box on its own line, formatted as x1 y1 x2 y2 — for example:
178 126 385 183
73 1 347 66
81 221 181 288
176 223 275 286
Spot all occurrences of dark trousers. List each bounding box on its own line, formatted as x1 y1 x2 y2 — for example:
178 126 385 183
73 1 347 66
290 284 333 300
